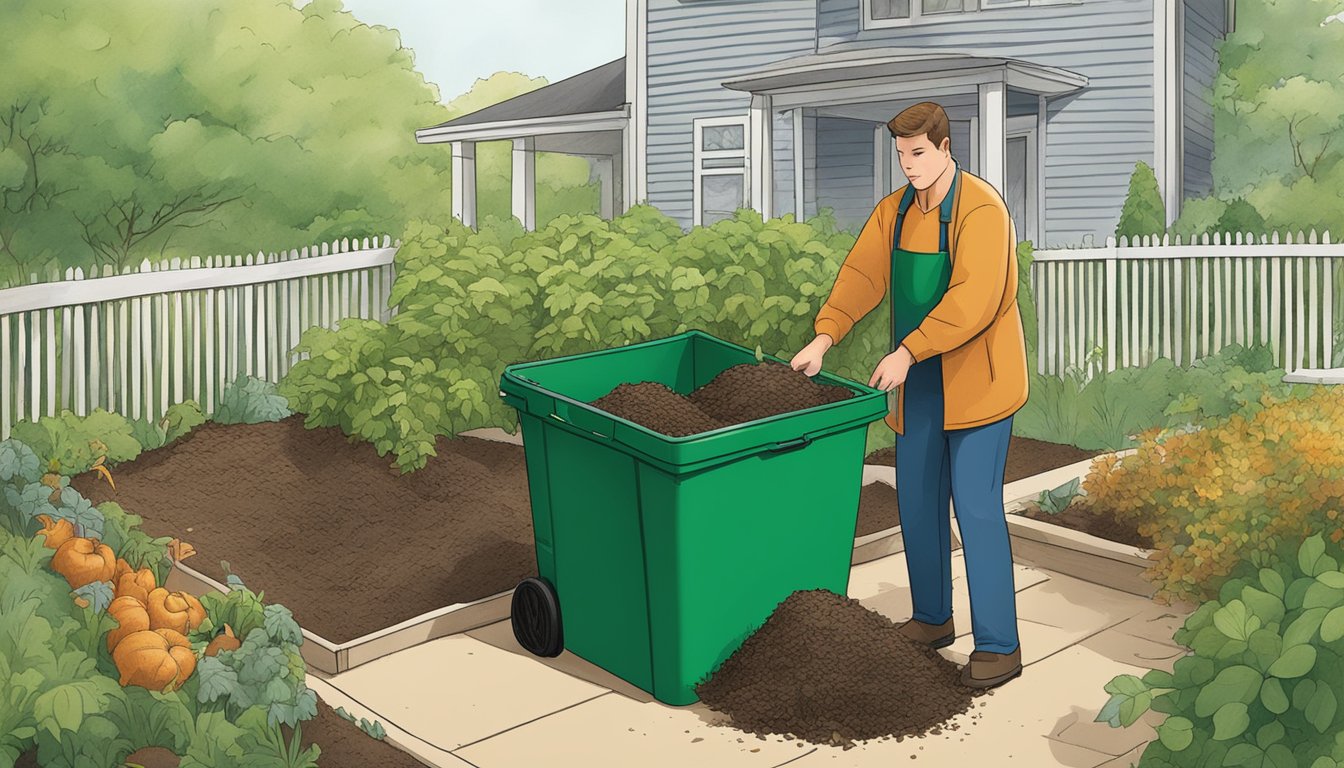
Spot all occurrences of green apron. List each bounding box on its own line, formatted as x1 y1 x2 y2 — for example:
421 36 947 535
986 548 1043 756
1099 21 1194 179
888 168 958 417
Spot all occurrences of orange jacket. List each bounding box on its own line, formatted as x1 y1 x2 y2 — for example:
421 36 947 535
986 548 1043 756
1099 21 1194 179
813 167 1029 434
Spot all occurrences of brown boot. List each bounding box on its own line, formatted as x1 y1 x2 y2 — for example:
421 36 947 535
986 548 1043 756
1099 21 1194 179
896 616 955 649
960 646 1022 689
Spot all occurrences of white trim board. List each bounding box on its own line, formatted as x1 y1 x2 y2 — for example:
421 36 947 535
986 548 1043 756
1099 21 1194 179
415 109 629 144
1152 0 1183 225
625 0 649 206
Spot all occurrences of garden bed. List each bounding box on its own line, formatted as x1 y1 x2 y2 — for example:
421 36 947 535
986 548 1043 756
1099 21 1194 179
13 700 426 767
856 437 1106 537
72 416 536 646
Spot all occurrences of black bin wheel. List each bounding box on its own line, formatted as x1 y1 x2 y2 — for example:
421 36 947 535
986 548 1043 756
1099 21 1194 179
512 576 563 657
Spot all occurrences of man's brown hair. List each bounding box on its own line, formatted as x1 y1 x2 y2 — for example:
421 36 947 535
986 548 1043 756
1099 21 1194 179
888 101 950 150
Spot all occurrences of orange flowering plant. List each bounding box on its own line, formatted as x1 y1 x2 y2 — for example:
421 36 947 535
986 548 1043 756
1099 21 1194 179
1078 385 1344 605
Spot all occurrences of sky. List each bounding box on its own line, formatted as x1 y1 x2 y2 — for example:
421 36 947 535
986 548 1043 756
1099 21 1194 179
333 0 627 101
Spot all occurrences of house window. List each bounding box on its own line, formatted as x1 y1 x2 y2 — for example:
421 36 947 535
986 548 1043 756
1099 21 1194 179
866 0 1076 27
693 116 749 227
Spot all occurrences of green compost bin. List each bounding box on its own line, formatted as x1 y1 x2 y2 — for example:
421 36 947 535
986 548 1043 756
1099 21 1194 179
498 329 888 706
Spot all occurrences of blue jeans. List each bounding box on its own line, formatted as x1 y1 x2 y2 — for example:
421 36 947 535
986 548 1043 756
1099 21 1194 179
895 353 1020 655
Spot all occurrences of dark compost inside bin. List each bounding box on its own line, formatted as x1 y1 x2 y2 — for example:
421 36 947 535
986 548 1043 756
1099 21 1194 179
589 360 853 437
696 589 988 748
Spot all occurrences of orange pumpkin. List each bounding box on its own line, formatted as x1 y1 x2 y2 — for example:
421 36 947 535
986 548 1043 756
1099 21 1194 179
35 514 75 550
112 628 196 691
114 565 157 605
107 596 151 652
146 588 206 635
113 558 133 581
50 537 116 589
204 624 242 657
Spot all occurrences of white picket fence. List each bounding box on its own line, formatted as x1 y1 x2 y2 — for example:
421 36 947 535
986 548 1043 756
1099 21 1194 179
0 236 398 440
1031 230 1344 377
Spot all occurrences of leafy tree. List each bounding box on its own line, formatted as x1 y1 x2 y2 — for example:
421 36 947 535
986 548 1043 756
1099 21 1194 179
1208 0 1344 231
1115 161 1166 240
0 0 598 287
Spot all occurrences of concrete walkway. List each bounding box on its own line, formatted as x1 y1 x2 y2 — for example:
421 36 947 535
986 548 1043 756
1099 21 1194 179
308 548 1193 768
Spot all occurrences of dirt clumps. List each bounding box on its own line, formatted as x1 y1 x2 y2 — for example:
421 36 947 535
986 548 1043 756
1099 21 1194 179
695 589 985 748
590 361 852 437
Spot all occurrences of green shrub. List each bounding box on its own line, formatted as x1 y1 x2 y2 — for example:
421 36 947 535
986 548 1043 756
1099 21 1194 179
280 206 890 470
214 375 294 425
1215 198 1268 237
1012 343 1298 451
1099 533 1344 767
130 401 206 451
1116 161 1167 240
9 410 141 475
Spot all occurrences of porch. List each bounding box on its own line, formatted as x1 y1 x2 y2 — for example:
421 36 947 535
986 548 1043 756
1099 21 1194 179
414 58 628 230
720 47 1089 244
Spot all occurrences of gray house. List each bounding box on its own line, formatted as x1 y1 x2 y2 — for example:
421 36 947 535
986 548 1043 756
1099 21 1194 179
416 0 1234 247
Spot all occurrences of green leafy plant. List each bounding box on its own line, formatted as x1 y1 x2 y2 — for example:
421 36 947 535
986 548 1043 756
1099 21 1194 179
332 706 387 740
100 502 174 584
214 376 294 425
1035 478 1082 516
193 578 316 729
130 401 206 451
232 707 320 768
9 410 141 476
1098 533 1344 767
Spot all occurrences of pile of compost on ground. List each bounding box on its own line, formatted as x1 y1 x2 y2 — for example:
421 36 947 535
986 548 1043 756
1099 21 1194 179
695 589 989 749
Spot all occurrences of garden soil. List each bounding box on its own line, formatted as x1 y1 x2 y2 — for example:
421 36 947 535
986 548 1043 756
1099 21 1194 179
13 701 427 767
696 589 988 748
72 416 535 643
1020 502 1155 549
855 437 1108 537
590 361 852 436
297 699 426 767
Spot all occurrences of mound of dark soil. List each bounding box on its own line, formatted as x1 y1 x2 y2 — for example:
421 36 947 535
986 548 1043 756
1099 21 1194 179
695 589 986 748
590 381 726 437
72 417 535 643
591 361 852 437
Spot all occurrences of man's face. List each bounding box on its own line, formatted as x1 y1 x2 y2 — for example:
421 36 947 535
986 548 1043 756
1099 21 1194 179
895 133 951 190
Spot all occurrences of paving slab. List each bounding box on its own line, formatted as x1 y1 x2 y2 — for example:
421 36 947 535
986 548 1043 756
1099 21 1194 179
1048 704 1166 758
455 691 810 768
319 633 608 752
466 618 654 703
1078 628 1188 674
767 645 1145 768
306 675 476 768
1010 570 1151 636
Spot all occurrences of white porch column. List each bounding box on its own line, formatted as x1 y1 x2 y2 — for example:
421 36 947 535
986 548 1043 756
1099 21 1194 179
593 155 615 219
749 93 773 217
977 79 1006 196
512 137 536 231
1037 95 1049 245
451 140 477 229
873 124 892 204
792 108 805 220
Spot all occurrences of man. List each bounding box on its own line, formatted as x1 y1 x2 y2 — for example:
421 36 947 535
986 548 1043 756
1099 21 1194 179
789 101 1029 690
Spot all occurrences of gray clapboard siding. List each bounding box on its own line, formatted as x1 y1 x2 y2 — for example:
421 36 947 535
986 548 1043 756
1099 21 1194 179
815 117 878 231
1182 0 1224 199
647 0 817 225
815 0 1158 245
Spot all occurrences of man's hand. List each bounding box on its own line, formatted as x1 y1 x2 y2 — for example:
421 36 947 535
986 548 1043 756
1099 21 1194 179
789 334 834 377
869 345 915 391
